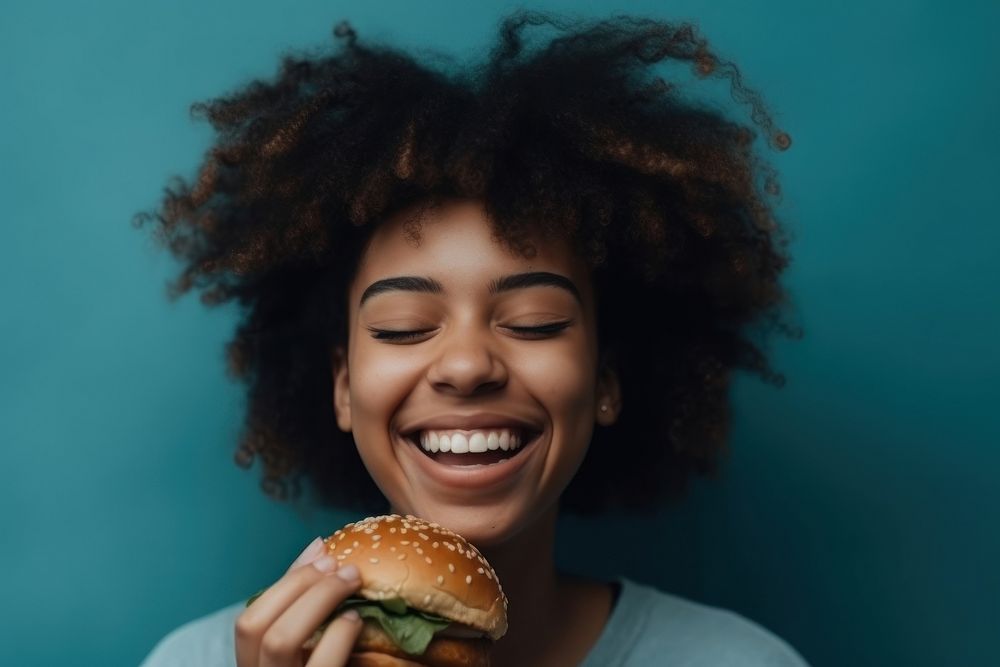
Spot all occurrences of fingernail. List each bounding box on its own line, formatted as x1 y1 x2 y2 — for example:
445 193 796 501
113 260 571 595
343 609 360 622
312 555 337 573
336 564 360 582
290 537 325 569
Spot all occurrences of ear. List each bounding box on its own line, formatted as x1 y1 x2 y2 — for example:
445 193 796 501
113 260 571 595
595 361 622 426
332 345 352 432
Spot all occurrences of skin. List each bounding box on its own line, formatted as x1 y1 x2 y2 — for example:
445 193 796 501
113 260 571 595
235 198 622 667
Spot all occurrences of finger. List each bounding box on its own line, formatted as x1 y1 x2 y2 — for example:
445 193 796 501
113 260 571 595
258 563 362 667
304 609 363 666
287 537 326 574
236 556 345 667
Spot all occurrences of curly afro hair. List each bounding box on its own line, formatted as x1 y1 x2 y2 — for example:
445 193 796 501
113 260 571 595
135 10 800 517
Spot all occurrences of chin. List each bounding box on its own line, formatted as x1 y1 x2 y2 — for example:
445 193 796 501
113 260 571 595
394 500 550 551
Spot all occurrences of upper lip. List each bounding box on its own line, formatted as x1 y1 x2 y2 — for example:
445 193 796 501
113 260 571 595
399 413 543 438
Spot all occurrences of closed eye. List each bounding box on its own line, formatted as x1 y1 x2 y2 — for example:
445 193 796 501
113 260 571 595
367 328 435 341
504 322 571 337
367 322 571 343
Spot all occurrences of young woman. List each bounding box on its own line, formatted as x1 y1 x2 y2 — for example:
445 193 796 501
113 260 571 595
138 10 808 667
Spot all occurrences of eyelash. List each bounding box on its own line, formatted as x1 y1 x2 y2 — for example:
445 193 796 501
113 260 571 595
368 322 571 342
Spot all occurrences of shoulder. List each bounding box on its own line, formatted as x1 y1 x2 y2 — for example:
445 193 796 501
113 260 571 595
595 577 810 667
139 600 244 667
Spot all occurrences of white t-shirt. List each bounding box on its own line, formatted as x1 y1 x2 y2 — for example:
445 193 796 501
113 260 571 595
139 576 810 666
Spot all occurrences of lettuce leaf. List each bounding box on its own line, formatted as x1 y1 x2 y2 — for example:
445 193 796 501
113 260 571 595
337 599 451 654
246 590 452 655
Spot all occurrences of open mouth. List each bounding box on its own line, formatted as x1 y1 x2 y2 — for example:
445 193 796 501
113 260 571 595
402 428 542 467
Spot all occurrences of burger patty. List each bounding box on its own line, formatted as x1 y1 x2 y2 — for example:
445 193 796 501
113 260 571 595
347 652 428 666
354 619 492 667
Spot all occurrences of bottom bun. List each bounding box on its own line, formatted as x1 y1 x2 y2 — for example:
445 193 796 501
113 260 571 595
348 652 429 667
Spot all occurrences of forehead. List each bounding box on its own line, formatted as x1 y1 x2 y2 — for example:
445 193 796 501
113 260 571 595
350 200 594 306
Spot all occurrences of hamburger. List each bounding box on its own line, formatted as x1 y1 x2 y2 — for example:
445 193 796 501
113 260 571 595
247 514 508 667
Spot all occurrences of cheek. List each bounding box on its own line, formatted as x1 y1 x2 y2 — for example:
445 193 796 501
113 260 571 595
516 342 596 419
349 348 425 424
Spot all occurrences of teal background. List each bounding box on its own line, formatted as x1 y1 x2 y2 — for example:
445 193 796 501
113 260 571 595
2 1 997 665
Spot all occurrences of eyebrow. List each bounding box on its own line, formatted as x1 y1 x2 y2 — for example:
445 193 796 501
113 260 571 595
359 271 582 307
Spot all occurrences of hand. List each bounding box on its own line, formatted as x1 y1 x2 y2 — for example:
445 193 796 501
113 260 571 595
235 538 365 667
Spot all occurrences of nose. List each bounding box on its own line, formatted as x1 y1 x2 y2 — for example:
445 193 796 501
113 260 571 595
425 323 508 396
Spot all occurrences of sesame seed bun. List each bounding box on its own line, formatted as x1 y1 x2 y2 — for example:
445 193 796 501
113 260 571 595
322 514 509 641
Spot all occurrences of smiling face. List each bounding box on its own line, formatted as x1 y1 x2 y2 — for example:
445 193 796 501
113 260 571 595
332 199 620 546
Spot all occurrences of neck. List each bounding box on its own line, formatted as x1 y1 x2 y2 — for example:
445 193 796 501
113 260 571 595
481 506 558 643
475 502 569 667
386 502 608 667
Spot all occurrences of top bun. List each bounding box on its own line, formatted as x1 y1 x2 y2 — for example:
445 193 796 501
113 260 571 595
322 514 508 640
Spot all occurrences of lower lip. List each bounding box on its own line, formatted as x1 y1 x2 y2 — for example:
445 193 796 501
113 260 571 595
400 432 541 490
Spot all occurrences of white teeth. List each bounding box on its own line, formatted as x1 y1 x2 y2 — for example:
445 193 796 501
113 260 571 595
417 428 527 456
469 433 488 453
451 433 469 453
420 431 441 452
